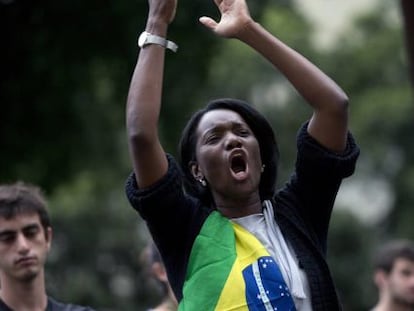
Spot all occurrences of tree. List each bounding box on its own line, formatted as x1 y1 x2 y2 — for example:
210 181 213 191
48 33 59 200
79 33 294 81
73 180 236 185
0 0 268 309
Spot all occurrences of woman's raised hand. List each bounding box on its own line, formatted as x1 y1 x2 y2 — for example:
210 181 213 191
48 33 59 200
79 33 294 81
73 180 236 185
199 0 253 38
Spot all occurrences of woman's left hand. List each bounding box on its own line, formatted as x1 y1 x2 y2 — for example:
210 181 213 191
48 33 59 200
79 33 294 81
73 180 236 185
199 0 253 38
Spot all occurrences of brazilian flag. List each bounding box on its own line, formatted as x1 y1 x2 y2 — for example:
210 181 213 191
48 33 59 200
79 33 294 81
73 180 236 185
178 211 296 311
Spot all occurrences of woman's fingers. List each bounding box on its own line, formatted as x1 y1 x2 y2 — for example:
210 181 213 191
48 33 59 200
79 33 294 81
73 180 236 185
199 16 218 31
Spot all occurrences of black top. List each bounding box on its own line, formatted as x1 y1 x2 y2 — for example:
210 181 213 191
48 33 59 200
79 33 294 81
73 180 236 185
0 297 95 311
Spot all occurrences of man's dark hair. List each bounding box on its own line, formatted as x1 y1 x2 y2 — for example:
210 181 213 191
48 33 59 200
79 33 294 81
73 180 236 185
373 239 414 273
178 98 279 206
0 182 51 231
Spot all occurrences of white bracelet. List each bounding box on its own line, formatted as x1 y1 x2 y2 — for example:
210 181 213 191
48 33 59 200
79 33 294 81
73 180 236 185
138 31 178 52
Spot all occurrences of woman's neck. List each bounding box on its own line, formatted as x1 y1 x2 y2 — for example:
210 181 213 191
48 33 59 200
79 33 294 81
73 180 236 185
214 192 263 218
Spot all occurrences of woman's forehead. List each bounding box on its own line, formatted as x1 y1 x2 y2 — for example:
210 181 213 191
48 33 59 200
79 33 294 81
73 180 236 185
197 109 247 131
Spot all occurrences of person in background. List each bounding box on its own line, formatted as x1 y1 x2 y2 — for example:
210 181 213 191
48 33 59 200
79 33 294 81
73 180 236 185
371 239 414 311
125 0 360 309
0 182 95 311
140 242 177 311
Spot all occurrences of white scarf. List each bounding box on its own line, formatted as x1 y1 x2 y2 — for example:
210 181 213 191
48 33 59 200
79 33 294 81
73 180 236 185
262 200 306 299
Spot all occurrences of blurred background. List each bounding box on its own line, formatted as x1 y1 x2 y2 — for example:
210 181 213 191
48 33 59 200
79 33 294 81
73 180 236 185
1 0 413 310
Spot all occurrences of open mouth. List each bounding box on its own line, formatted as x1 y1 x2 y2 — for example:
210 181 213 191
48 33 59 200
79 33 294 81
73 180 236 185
231 155 247 174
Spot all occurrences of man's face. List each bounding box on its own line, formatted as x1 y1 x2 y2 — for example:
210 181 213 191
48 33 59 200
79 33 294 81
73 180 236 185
386 258 414 308
0 212 51 283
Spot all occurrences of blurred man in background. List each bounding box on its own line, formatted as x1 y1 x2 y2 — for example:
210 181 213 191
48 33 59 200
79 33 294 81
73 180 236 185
140 242 177 311
0 182 95 311
372 239 414 311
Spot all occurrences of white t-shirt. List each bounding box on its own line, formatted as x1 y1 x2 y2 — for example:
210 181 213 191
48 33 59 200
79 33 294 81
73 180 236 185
232 200 313 311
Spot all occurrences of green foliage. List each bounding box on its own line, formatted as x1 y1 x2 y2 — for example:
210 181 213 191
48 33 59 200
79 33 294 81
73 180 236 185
44 169 146 310
1 0 413 310
328 211 378 311
0 0 137 191
328 5 414 243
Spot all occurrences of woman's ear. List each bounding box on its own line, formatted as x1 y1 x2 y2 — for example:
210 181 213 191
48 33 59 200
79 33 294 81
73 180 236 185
190 161 207 186
189 161 202 180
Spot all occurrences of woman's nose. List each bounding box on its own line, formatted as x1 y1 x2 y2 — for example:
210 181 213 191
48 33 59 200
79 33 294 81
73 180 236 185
225 134 242 150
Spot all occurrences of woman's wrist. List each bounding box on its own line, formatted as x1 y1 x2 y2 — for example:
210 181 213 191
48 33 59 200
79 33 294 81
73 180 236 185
235 20 258 42
145 18 170 37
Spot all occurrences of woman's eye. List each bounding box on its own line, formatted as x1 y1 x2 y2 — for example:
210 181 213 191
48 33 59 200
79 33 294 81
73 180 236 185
206 135 219 144
238 129 250 136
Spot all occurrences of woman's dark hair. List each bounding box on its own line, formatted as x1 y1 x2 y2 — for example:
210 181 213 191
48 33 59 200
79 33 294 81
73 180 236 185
178 98 279 206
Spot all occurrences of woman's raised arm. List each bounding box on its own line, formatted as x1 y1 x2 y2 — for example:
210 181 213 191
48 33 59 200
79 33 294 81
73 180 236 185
200 0 349 152
126 0 177 188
